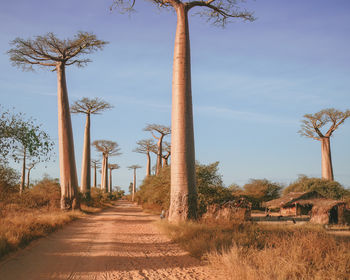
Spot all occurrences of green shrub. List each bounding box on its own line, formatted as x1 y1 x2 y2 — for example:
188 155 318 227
283 175 349 199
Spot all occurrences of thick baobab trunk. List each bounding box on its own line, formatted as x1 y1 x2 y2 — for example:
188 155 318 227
321 137 334 181
132 169 136 202
92 163 97 188
101 155 109 193
80 113 91 199
109 168 112 193
20 149 26 194
146 152 151 176
168 5 197 222
57 63 80 210
156 135 164 175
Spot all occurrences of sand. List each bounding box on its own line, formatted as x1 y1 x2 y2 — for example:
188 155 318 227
0 201 217 280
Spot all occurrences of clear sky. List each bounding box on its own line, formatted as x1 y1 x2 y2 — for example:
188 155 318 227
1 0 349 192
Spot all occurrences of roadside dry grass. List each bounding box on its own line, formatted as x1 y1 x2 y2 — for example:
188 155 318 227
158 221 350 280
0 179 112 260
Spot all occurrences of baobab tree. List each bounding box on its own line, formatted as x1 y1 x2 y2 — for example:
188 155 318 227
26 161 38 189
162 141 171 166
93 140 121 192
108 163 120 193
112 0 254 222
299 108 350 181
128 165 142 201
133 139 157 177
8 32 107 209
144 124 170 175
91 159 101 188
71 97 113 199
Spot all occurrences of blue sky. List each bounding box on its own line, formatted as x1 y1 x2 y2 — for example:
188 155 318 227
1 0 349 192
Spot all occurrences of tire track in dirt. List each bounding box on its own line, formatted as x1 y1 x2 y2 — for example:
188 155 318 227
0 201 217 280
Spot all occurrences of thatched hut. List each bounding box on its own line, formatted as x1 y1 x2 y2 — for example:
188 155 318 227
264 191 324 216
202 198 251 223
307 199 346 224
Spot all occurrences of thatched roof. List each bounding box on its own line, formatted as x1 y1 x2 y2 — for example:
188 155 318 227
307 199 346 211
264 191 324 209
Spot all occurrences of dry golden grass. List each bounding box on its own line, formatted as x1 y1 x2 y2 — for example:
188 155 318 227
158 221 350 280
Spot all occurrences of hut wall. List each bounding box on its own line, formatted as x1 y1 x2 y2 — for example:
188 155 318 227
280 206 296 216
310 213 329 224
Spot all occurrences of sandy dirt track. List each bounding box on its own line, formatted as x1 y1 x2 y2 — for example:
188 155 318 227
0 201 218 280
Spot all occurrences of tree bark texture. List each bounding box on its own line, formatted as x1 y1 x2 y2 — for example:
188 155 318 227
101 155 109 193
57 63 80 210
321 137 334 181
109 168 112 193
156 135 164 175
80 113 91 198
146 152 151 177
20 149 26 194
168 5 197 222
93 163 97 188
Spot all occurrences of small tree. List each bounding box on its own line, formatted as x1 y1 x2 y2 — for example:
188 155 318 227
133 139 156 176
93 140 121 192
26 161 38 189
91 159 101 188
144 124 170 175
8 32 108 210
128 165 142 201
162 141 171 166
299 108 350 181
108 163 120 193
71 97 113 198
14 119 54 194
112 0 254 222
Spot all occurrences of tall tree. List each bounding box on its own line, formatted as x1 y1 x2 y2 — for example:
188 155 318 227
71 97 113 199
128 165 142 201
133 139 156 176
299 108 350 181
112 0 254 222
8 32 107 210
91 159 101 188
144 124 170 175
93 140 121 192
108 163 120 192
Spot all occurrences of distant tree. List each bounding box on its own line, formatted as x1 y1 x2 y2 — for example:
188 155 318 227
26 161 38 189
283 175 349 200
162 141 171 166
108 163 120 193
0 163 19 194
91 159 101 188
8 32 108 210
14 120 54 194
93 140 121 192
71 97 113 199
129 182 133 195
112 0 254 222
144 124 170 175
243 179 282 208
133 139 157 176
299 108 350 181
128 165 142 201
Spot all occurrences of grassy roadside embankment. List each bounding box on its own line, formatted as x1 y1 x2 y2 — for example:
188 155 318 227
158 221 350 280
0 178 115 260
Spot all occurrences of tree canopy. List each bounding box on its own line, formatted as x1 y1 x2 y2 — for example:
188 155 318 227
8 32 108 71
299 108 350 140
92 140 121 157
71 97 113 115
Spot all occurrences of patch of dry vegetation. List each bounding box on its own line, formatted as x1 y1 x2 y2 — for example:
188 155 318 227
0 177 113 260
159 221 350 280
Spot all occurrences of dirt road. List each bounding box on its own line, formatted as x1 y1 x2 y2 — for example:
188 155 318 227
0 201 216 280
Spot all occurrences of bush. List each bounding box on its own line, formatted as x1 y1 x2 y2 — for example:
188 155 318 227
136 162 236 215
283 175 349 199
0 164 19 195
